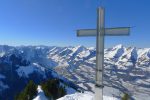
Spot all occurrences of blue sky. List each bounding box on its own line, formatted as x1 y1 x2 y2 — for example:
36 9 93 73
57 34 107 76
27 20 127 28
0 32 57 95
0 0 150 48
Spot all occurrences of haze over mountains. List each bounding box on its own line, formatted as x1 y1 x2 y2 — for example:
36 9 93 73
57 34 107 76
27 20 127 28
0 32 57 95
0 44 149 100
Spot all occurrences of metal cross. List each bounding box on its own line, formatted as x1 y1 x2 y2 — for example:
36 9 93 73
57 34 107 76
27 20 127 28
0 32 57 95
76 7 130 100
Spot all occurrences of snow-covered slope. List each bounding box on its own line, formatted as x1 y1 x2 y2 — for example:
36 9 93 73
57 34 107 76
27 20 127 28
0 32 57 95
33 84 77 100
0 74 9 91
0 45 149 100
33 85 48 100
57 92 119 100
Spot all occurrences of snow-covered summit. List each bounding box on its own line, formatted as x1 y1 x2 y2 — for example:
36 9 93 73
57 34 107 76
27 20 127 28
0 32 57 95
57 92 119 100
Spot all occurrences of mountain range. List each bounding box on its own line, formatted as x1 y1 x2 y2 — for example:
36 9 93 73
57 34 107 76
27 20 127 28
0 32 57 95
0 44 149 100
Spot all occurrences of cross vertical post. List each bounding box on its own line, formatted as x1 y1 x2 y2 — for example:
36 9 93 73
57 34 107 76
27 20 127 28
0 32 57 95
95 7 105 100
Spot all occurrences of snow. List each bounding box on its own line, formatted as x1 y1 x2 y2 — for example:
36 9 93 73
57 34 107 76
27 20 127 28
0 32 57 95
16 63 46 78
69 46 85 56
0 74 5 79
0 81 9 91
57 92 94 100
89 57 96 61
78 50 90 58
16 65 35 77
33 85 76 100
125 62 133 66
105 44 124 58
0 52 5 57
0 74 9 91
57 92 119 100
114 44 123 49
137 48 150 58
33 85 48 100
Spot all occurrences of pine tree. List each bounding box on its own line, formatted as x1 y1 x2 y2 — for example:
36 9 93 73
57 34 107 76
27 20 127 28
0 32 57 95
122 93 129 100
15 80 37 100
41 79 66 99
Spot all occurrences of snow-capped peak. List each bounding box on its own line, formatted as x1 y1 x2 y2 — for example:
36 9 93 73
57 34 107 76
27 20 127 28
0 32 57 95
113 44 123 49
87 47 95 51
105 44 124 58
73 45 86 52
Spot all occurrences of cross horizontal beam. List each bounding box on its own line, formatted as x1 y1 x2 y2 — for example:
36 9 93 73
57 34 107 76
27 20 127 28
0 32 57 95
77 27 130 37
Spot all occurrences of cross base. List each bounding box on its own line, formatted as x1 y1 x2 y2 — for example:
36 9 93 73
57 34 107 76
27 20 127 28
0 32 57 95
95 84 104 88
95 85 103 100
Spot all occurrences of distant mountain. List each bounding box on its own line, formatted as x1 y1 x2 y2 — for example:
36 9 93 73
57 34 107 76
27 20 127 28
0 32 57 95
0 45 78 100
0 45 149 100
